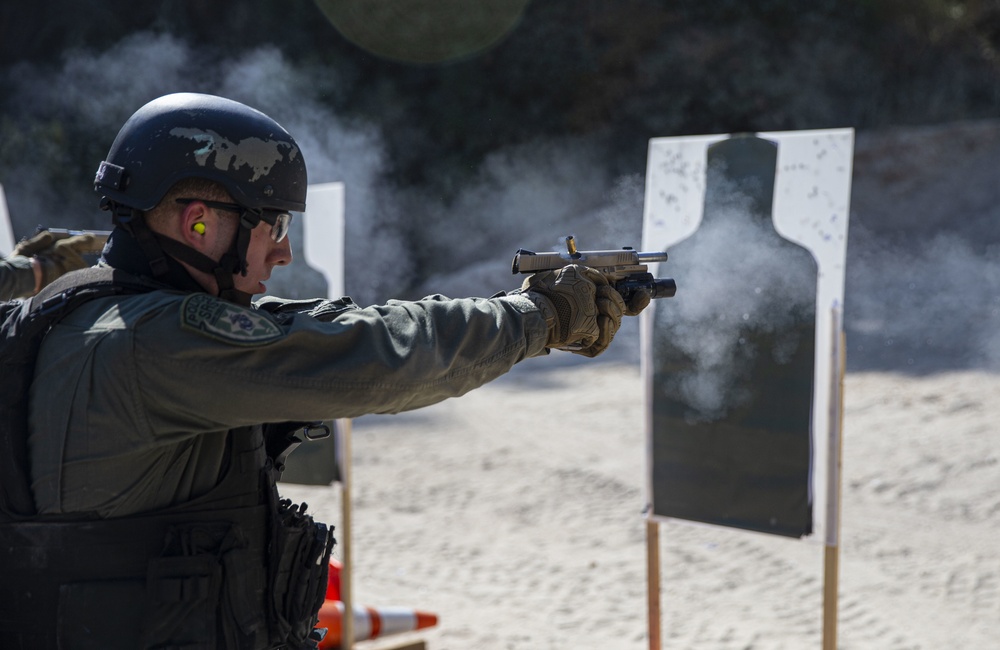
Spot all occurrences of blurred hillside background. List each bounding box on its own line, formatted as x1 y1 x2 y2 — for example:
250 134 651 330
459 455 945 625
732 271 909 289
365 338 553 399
1 0 999 371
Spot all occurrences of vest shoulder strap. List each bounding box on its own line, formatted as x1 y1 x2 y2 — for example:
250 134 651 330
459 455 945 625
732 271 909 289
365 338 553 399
0 267 158 520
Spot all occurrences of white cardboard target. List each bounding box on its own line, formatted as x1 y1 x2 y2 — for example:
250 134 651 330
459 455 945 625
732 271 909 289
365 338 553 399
641 129 853 544
303 182 346 299
0 184 16 254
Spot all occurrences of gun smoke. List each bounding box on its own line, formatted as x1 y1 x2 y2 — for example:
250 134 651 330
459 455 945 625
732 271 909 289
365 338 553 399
1 34 999 375
653 173 816 420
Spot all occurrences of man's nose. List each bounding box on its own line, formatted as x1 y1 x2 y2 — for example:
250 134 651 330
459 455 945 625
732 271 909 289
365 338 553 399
271 235 293 266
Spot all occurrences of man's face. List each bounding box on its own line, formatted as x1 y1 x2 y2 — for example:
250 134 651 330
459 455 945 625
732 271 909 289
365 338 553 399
232 218 293 295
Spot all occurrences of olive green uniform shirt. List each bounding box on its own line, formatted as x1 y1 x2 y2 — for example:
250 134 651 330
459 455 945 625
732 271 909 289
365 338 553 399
0 255 35 300
28 290 548 517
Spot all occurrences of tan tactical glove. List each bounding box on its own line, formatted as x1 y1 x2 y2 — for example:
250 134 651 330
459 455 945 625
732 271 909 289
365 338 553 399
624 289 651 317
516 264 626 358
12 231 59 257
14 231 99 290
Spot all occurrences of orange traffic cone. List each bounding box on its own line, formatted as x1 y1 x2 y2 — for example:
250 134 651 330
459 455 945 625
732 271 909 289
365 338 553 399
317 600 438 649
326 559 342 601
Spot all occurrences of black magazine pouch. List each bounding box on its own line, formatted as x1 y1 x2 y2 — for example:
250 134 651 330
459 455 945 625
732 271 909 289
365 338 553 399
144 554 221 649
269 499 335 649
142 516 268 650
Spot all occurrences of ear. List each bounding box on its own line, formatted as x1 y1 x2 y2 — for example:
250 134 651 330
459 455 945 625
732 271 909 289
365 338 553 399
177 201 224 254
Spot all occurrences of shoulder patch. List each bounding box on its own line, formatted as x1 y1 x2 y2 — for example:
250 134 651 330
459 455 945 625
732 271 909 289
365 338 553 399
180 294 284 345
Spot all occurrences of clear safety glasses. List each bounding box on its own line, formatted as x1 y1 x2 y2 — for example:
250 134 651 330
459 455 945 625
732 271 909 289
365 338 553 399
175 198 292 243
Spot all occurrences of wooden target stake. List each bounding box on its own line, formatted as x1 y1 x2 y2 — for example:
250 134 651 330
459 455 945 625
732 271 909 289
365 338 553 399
338 418 355 650
646 519 662 650
822 327 846 650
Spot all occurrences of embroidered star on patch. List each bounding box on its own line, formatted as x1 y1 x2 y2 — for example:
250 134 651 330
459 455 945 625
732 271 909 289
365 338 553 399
180 294 284 345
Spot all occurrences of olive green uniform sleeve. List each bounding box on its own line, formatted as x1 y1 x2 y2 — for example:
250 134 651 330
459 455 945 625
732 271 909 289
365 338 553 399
29 290 548 516
135 292 549 428
0 255 36 299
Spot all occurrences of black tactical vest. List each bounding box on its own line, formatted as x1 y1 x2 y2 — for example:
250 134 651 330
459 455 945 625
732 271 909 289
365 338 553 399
0 267 334 649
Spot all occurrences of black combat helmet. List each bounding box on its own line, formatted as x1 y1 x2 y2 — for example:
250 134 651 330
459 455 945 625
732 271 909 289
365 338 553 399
95 92 307 213
94 94 307 305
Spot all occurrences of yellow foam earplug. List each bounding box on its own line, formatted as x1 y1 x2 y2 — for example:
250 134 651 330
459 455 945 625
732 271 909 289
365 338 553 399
192 222 206 235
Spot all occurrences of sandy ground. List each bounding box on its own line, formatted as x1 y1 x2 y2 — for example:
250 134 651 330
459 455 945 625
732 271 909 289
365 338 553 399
278 343 1000 650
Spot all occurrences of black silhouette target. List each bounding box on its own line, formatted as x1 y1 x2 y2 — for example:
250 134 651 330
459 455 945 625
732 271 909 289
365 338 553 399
649 135 818 538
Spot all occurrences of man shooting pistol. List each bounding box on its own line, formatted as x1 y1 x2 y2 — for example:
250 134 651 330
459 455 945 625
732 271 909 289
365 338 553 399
512 235 677 302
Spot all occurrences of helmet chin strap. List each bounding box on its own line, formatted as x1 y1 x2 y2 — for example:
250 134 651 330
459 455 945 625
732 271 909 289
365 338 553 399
104 200 255 306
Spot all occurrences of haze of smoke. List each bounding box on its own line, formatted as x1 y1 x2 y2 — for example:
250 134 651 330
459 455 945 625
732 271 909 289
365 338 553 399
0 33 406 305
12 32 194 134
845 224 1000 371
409 137 643 299
594 173 646 244
655 184 816 419
1 33 197 232
214 47 411 303
421 138 610 255
656 186 1000 384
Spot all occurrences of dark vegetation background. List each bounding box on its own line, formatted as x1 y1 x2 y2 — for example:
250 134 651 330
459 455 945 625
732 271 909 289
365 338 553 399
1 0 999 371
